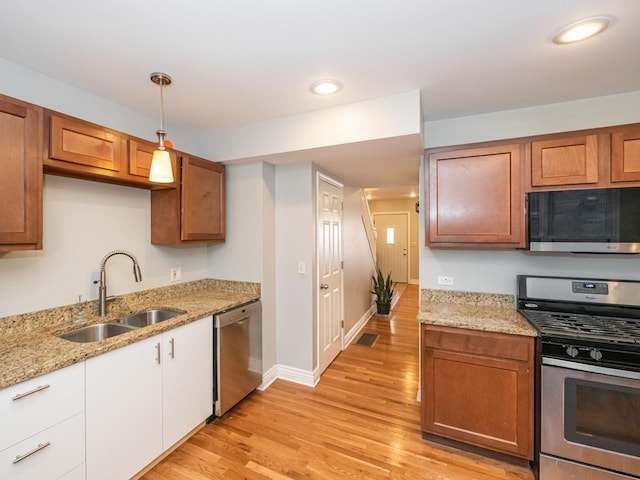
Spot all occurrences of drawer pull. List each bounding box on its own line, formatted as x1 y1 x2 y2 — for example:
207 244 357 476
12 441 51 464
12 384 50 401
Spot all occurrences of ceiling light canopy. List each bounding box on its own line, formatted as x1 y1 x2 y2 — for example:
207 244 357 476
149 72 174 183
310 79 343 95
552 16 611 44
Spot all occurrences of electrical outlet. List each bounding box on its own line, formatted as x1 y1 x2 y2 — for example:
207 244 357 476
170 267 182 282
297 261 306 274
437 276 454 286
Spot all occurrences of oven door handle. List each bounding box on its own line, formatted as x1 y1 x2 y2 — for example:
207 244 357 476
543 357 640 380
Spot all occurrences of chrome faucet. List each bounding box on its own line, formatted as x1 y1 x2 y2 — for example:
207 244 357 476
97 250 142 316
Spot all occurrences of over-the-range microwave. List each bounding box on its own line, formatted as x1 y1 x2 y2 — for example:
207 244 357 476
528 187 640 253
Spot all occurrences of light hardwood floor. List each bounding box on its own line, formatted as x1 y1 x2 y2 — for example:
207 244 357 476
143 284 535 479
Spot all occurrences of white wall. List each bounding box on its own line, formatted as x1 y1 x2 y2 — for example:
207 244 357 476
275 162 315 372
206 161 277 375
421 91 640 296
342 187 376 333
208 90 422 161
0 175 208 317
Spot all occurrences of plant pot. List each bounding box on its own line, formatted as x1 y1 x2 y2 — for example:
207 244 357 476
376 301 391 315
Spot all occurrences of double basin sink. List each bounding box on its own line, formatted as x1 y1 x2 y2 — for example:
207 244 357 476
58 309 186 343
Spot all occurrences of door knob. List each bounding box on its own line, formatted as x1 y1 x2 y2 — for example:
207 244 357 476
320 283 329 290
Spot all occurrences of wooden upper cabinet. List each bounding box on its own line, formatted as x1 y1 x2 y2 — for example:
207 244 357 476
611 125 640 183
46 113 126 177
127 138 177 188
45 111 175 189
151 154 225 245
531 134 599 187
0 95 43 250
426 143 525 248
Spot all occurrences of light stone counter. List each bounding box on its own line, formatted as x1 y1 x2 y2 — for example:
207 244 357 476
0 279 260 390
418 289 537 337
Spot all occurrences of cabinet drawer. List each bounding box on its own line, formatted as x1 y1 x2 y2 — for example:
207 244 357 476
423 326 532 362
0 363 84 451
48 114 124 172
0 412 84 480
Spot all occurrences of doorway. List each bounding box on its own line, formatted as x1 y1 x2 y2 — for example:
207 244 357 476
317 174 344 374
373 212 409 283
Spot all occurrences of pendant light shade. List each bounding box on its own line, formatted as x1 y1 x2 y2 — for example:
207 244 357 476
149 72 174 183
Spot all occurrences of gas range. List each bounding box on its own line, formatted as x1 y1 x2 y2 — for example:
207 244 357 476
517 275 640 372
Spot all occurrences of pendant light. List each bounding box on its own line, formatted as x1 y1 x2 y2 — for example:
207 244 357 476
149 72 174 183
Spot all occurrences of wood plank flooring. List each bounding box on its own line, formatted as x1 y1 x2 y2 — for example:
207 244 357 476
143 284 534 480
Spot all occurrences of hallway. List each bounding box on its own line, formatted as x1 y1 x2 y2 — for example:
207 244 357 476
143 285 534 479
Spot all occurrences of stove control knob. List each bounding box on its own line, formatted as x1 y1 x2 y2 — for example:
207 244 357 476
589 349 603 361
566 346 579 358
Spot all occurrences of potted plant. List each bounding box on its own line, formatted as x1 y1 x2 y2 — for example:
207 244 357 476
371 267 394 315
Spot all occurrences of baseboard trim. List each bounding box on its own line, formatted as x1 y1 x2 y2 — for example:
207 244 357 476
344 305 375 347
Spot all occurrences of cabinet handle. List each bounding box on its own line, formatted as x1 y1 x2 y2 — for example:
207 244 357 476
320 283 329 290
12 384 50 401
12 442 51 464
169 338 175 359
155 342 161 364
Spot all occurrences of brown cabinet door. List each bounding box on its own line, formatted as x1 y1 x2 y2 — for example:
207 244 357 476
421 326 534 460
128 138 177 187
0 96 42 250
47 114 125 175
427 144 524 247
151 154 225 245
181 156 225 241
531 134 599 186
611 125 640 183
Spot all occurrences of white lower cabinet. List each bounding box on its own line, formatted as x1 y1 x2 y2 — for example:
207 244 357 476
0 411 85 480
0 362 85 480
86 317 213 480
162 316 213 448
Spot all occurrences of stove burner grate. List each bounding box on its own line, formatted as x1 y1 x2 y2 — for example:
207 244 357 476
521 310 640 344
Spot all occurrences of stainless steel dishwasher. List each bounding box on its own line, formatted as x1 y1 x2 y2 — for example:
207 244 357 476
213 299 262 416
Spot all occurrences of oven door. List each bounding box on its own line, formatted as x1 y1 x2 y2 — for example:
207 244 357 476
541 358 640 478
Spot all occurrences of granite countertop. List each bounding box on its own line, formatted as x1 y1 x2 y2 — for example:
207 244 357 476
418 289 538 337
0 279 260 390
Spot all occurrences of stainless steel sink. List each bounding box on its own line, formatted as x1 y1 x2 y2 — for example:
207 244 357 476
58 323 136 343
116 308 186 328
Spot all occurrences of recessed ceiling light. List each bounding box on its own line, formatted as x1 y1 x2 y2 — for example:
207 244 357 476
310 79 343 95
552 16 610 44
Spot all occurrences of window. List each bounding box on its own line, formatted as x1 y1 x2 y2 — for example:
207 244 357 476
386 227 395 244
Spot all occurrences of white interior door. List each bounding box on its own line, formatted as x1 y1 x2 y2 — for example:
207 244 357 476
374 213 408 283
318 176 343 374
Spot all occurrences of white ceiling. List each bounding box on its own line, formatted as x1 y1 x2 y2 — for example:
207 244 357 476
1 1 639 197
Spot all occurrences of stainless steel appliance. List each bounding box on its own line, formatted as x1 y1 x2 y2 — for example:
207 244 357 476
528 187 640 253
517 275 640 480
213 299 262 416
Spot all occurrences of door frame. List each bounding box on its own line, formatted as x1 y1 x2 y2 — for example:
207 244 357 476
373 211 411 284
315 172 344 375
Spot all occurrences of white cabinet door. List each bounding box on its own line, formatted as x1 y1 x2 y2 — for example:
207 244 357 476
85 336 162 480
162 317 213 448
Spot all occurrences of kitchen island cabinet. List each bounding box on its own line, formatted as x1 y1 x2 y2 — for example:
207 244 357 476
421 324 534 460
0 94 42 251
425 143 525 248
86 316 213 480
151 154 225 245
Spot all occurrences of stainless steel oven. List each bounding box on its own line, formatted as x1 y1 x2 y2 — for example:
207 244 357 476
518 275 640 480
541 359 640 479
